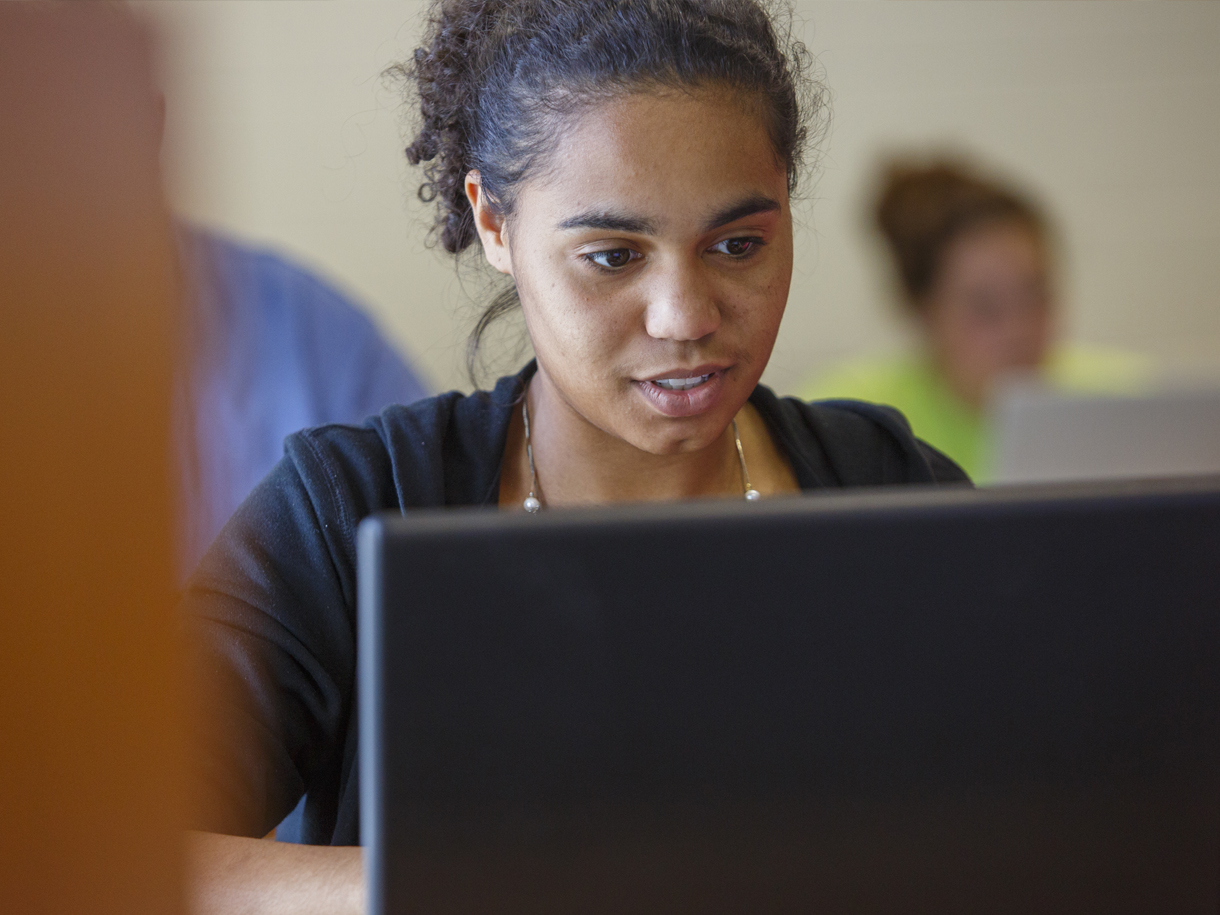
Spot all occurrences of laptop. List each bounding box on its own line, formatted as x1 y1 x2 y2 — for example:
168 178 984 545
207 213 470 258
359 477 1220 914
992 385 1220 484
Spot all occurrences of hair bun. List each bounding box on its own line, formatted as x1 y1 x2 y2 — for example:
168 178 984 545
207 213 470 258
874 158 1044 304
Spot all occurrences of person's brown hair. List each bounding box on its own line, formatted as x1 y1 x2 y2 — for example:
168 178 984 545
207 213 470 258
874 159 1046 308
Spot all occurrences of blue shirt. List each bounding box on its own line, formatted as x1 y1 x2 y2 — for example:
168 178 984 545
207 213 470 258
175 227 429 579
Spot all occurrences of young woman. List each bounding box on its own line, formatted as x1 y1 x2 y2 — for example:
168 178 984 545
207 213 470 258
183 2 967 912
803 159 1151 480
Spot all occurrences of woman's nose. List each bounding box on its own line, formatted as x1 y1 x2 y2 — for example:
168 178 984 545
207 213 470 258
643 268 722 342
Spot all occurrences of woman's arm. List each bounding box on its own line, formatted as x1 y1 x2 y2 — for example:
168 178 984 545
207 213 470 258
186 832 363 915
180 432 398 901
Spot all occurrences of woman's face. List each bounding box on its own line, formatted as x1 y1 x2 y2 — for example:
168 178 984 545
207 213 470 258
921 220 1054 410
472 89 793 456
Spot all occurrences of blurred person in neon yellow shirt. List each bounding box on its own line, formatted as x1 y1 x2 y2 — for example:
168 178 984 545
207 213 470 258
802 160 1150 481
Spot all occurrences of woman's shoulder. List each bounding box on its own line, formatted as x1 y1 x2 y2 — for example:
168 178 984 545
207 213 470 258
751 384 971 488
285 370 526 513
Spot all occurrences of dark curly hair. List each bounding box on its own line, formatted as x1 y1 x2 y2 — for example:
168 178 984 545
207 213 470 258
390 0 823 380
875 159 1048 309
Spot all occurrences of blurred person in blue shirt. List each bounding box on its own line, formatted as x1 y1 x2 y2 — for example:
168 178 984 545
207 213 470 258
174 226 430 579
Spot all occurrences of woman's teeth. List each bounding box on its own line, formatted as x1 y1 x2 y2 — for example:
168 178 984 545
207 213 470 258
652 374 712 392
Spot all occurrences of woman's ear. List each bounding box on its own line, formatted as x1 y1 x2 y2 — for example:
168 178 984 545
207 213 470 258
465 170 513 276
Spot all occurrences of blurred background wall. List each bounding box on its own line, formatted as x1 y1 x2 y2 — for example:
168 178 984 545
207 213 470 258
136 0 1220 395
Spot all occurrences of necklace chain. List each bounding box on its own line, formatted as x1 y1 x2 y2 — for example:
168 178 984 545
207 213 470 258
520 396 759 513
522 395 542 513
733 418 763 502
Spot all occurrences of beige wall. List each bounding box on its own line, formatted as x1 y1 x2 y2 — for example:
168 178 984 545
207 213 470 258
140 1 1220 395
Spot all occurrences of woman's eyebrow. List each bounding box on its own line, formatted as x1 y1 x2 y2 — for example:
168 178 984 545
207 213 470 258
557 211 656 234
556 194 780 235
702 194 781 232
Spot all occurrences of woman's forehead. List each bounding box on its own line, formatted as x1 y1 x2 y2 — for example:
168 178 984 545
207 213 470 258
520 89 788 230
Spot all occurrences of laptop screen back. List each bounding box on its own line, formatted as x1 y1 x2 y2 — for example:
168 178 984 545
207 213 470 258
360 479 1220 914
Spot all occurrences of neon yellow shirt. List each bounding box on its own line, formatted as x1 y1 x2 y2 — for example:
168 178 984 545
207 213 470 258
799 346 1153 482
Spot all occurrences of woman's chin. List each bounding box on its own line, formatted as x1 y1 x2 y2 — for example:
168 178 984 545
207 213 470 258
625 412 739 458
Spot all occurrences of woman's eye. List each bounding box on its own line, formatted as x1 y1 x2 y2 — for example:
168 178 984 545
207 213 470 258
710 237 763 258
586 248 638 270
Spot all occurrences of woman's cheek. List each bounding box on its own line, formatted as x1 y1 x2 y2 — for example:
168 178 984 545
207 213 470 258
523 296 598 375
556 280 636 352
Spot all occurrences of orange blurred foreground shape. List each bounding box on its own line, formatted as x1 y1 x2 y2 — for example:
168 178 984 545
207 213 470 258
0 4 186 914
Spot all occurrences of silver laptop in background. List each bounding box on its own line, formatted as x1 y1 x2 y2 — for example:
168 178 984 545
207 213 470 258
992 384 1220 484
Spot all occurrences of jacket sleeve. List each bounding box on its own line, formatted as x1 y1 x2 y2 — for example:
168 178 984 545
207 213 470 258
180 427 377 837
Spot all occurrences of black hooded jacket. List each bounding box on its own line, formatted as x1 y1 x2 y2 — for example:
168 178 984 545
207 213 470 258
182 364 968 846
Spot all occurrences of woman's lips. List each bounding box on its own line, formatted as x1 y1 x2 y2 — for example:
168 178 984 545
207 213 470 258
633 368 728 417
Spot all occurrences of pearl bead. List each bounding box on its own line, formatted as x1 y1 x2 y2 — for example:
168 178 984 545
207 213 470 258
523 495 541 513
744 488 761 502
